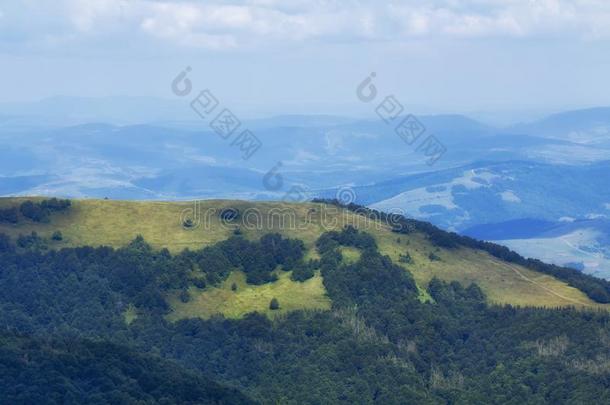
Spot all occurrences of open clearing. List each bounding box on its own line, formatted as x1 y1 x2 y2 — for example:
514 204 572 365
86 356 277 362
167 270 331 320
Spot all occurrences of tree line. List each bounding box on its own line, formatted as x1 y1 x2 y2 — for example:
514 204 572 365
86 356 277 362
0 198 71 224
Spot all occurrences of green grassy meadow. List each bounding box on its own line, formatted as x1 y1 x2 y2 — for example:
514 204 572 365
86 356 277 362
167 270 331 320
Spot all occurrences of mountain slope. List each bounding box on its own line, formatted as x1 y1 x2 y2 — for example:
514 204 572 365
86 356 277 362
1 198 610 403
0 197 607 311
512 107 610 144
464 218 610 279
0 334 256 404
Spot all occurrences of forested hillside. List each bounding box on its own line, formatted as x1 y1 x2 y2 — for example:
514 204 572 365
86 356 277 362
0 334 255 404
0 200 609 403
0 197 607 310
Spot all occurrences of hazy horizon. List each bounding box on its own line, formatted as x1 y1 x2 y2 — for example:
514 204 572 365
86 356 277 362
2 94 608 128
3 1 610 118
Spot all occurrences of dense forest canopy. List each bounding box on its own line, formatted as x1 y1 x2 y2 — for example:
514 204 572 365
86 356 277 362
0 334 255 404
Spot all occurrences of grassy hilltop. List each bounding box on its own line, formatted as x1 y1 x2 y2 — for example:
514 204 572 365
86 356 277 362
1 197 608 319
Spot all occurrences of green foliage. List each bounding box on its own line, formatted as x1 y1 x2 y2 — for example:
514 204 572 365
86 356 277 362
269 298 280 310
51 230 63 241
0 207 18 224
20 200 46 222
197 244 233 285
19 198 71 223
0 229 609 404
179 289 190 303
40 197 72 211
0 233 12 252
399 252 414 264
192 277 206 289
17 231 47 250
319 234 418 308
0 334 255 404
316 225 377 253
290 261 315 282
203 233 305 285
428 252 441 261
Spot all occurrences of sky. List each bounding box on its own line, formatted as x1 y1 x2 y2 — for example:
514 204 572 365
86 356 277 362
1 0 610 117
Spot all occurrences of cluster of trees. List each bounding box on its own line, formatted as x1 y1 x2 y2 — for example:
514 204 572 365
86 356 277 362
317 224 377 253
317 199 610 304
20 198 71 222
16 231 47 250
0 230 63 253
188 233 306 285
290 260 317 282
318 227 419 308
0 198 71 224
315 225 378 273
0 228 609 403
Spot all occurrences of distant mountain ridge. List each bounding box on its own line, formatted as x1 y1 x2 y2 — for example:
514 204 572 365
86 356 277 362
464 218 610 241
3 106 610 199
512 107 610 144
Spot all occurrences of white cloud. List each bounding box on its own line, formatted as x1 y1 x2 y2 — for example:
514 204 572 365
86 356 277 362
586 213 607 219
499 190 521 203
5 0 610 50
65 0 126 32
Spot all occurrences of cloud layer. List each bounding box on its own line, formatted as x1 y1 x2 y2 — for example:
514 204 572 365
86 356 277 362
3 0 610 51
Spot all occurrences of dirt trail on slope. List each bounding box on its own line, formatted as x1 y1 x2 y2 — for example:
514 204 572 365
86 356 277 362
489 258 589 306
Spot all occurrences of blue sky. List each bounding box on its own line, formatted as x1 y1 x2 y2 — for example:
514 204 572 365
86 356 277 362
2 0 610 117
